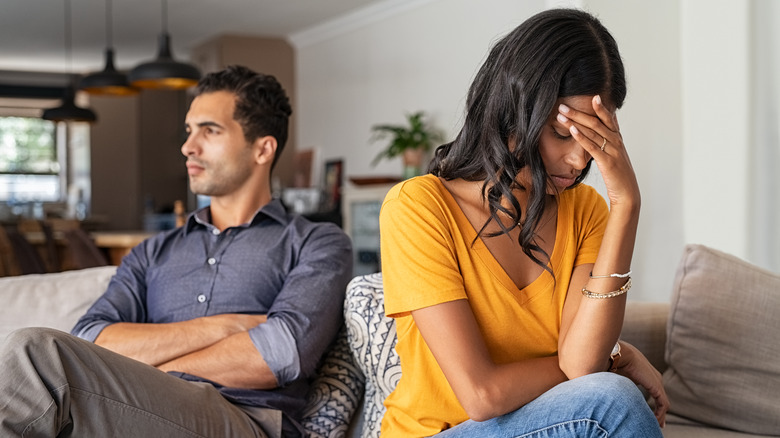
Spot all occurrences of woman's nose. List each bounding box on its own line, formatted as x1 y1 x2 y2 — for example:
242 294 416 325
566 146 590 171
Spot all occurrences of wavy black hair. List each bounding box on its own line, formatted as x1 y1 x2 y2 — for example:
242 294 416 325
429 8 626 272
195 65 293 169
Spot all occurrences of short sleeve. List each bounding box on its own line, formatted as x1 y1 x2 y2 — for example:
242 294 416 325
380 178 467 318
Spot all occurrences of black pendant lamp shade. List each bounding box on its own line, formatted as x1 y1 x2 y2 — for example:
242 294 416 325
79 0 137 96
42 0 97 123
129 0 200 90
80 48 138 95
42 84 98 123
129 32 200 89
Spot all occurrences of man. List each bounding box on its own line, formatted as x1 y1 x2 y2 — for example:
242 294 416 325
0 66 353 437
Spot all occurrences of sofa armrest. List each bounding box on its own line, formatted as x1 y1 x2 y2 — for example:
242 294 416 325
620 301 669 374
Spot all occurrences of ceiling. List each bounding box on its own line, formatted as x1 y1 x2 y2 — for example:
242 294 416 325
0 0 389 74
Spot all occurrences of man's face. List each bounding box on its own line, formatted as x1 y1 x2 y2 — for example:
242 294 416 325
181 91 255 197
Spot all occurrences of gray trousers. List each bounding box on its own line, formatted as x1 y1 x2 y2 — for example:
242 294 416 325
0 328 282 438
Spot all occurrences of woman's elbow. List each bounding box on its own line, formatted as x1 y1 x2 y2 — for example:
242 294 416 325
558 353 604 379
458 385 506 422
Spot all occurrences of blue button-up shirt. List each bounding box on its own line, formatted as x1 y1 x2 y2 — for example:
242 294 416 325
72 199 352 432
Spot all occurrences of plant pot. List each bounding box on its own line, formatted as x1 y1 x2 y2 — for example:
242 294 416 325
402 148 425 179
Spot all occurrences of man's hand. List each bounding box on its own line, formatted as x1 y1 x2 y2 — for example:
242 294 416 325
95 313 267 366
156 330 279 389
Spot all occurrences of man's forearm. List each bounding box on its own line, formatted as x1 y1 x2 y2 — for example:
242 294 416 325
95 313 267 366
157 331 279 389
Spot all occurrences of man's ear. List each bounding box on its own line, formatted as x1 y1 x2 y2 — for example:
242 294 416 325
254 135 278 166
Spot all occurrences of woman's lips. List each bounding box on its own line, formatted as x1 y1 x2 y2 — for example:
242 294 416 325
551 175 577 187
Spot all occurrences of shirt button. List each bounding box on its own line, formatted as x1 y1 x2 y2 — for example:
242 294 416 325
197 294 207 303
207 257 216 265
212 229 220 235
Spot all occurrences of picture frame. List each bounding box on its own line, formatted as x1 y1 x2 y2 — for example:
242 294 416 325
322 159 343 212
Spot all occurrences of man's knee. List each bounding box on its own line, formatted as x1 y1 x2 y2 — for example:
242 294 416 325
2 327 75 358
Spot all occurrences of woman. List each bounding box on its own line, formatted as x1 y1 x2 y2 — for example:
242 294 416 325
379 8 668 437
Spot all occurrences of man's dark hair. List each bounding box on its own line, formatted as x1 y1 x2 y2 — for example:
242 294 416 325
196 65 293 168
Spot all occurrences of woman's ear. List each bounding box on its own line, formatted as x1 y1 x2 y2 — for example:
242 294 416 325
254 135 278 166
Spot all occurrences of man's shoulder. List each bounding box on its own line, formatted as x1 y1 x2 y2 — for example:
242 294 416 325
282 213 350 249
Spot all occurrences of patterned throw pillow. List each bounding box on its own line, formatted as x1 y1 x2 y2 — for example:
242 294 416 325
343 273 401 438
300 324 365 437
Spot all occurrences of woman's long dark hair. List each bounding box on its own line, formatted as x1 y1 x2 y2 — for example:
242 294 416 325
429 8 626 273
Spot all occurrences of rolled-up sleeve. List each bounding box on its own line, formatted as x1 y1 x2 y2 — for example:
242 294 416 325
248 222 352 386
71 242 150 341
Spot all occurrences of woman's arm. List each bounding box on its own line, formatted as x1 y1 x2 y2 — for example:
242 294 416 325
556 95 641 377
412 299 567 421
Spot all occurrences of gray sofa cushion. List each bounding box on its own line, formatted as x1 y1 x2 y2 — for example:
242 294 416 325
620 301 669 374
663 244 780 435
0 266 117 340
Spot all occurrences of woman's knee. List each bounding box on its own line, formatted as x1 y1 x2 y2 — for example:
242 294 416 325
559 372 649 413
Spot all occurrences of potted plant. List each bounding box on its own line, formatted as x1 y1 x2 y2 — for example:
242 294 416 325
370 111 442 179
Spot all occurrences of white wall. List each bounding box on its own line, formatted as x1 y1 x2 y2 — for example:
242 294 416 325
682 0 751 260
585 0 684 301
293 0 547 178
751 0 780 271
292 0 778 302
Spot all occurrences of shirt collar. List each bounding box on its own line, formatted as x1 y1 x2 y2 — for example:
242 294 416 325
184 198 288 234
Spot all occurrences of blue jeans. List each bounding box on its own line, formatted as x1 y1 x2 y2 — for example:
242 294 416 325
435 372 662 438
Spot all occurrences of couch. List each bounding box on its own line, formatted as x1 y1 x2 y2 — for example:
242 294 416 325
1 244 778 437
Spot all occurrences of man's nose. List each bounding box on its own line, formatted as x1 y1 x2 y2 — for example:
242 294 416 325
181 133 196 157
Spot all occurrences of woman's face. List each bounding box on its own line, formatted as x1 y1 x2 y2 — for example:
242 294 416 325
534 94 598 193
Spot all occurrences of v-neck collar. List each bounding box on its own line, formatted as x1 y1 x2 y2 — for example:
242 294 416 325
431 176 569 300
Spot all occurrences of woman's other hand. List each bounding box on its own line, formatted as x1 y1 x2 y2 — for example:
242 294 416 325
612 340 669 427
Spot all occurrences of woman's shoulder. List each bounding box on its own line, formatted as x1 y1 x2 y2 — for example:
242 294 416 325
561 183 609 226
381 174 459 229
384 174 447 204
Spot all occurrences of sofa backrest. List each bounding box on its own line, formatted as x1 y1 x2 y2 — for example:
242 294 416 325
0 266 117 340
663 244 780 435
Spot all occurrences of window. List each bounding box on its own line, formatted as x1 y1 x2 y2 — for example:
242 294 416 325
0 116 62 202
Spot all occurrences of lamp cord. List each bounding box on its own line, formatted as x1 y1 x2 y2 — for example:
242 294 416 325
65 0 72 74
161 0 168 33
106 0 113 49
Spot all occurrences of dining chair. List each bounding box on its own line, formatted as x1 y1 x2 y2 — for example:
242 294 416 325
62 228 108 269
2 225 47 275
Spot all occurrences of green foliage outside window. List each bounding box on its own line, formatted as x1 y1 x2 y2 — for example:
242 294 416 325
0 117 58 174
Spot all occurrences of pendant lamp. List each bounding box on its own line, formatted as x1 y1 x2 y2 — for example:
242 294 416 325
80 0 138 96
42 0 97 123
128 0 201 90
42 84 98 122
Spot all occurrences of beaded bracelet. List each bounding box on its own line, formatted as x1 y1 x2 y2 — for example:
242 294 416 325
590 270 632 279
581 277 632 299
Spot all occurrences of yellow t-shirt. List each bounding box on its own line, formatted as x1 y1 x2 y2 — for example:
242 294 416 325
379 174 608 437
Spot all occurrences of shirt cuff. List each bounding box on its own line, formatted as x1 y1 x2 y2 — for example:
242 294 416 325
248 318 300 386
72 320 111 343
